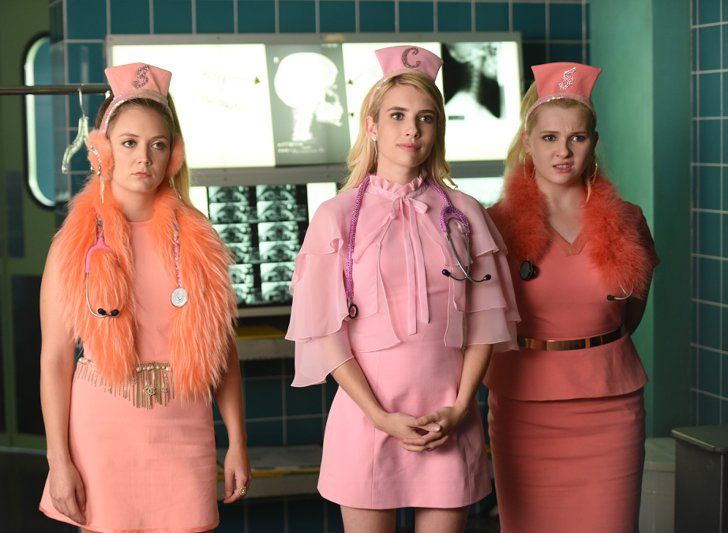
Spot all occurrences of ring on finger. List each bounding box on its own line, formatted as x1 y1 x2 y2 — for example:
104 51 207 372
236 485 247 496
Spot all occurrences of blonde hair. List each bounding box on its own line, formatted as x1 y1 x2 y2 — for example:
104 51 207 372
95 94 194 209
341 72 455 192
504 81 598 181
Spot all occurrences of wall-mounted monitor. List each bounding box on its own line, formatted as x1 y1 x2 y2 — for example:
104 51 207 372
108 33 522 185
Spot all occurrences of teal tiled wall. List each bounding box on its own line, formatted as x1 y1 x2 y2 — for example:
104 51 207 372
692 0 728 425
53 0 590 529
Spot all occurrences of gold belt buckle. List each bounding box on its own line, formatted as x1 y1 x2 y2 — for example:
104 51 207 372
517 325 626 351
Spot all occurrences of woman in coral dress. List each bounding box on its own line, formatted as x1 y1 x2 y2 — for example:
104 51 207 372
486 62 660 533
286 46 519 533
39 63 250 532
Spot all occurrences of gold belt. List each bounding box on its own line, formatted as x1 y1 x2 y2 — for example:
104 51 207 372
517 326 627 351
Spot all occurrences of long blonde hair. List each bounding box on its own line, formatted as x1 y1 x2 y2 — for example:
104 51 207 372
504 82 598 181
341 72 455 191
95 94 194 209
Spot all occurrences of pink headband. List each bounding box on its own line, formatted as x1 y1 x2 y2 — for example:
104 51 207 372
369 45 443 104
525 62 602 123
100 62 173 133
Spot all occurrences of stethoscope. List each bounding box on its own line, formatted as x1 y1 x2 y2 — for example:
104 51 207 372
85 217 189 318
519 259 633 301
344 175 491 319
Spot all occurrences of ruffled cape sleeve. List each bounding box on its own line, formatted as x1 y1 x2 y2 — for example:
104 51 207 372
285 200 354 387
459 199 520 351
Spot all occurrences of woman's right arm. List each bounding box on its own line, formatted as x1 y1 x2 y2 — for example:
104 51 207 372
40 241 87 525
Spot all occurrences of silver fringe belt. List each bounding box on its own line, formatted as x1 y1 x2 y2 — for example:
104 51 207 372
75 356 175 409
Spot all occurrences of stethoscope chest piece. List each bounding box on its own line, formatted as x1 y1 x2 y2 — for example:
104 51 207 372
171 287 188 308
519 260 538 281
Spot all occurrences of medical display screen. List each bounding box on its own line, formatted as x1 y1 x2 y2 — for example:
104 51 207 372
109 38 521 168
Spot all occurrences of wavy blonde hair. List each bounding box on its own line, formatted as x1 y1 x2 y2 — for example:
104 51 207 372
95 94 194 209
341 72 455 192
504 81 598 183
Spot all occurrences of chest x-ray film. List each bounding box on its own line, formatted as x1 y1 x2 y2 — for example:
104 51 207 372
110 44 276 169
442 42 521 162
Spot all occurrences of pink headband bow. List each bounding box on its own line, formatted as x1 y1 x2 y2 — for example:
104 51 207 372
100 62 173 133
525 62 602 122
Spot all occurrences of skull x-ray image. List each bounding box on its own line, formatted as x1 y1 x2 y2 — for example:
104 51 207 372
261 281 293 303
267 44 351 165
214 223 254 245
229 264 255 285
257 202 306 222
259 242 298 263
208 186 254 205
442 42 521 161
258 221 300 243
209 203 256 224
261 262 295 283
256 184 297 203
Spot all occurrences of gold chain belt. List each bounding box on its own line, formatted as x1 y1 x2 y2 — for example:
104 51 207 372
517 325 627 351
75 356 174 409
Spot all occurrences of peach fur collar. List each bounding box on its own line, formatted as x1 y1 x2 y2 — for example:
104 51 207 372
54 177 236 401
489 161 654 299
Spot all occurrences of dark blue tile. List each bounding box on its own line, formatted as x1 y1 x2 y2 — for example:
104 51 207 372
475 2 508 32
724 304 728 349
246 420 284 446
549 3 582 41
724 167 728 212
724 213 728 260
513 3 545 40
67 43 105 84
699 119 720 163
522 43 547 85
723 72 728 119
697 393 721 425
699 0 721 24
280 0 315 32
286 384 323 416
698 211 721 255
320 0 356 33
287 498 325 532
50 1 64 42
549 43 582 63
699 25 720 71
698 302 721 349
399 1 433 32
286 417 324 444
237 0 275 32
693 28 698 72
699 166 721 210
197 0 234 33
242 359 283 377
360 0 395 32
66 0 107 39
111 0 150 33
724 119 728 164
699 72 720 116
245 378 283 418
438 1 471 32
698 257 721 302
692 73 698 117
246 500 285 532
153 0 193 33
723 353 728 398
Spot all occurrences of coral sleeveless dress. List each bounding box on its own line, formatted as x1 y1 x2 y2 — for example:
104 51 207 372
40 220 219 533
287 175 519 509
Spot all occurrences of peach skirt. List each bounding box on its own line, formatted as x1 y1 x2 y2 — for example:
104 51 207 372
39 370 218 533
488 390 644 533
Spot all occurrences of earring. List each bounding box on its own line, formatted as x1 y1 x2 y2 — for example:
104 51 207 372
588 159 599 185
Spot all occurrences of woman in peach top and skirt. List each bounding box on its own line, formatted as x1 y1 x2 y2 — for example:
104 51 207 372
286 46 519 532
39 63 250 532
486 62 659 533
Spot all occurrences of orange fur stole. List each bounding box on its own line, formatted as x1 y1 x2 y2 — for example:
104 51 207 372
54 177 236 401
489 161 658 299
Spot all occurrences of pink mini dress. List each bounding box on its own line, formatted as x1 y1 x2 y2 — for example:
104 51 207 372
40 221 219 533
286 175 519 509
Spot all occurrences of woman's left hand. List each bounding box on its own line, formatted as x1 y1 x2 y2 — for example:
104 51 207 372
222 444 252 504
401 406 467 452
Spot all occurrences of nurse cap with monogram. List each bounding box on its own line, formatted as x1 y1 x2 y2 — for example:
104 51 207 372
375 45 443 81
100 63 174 133
525 62 602 122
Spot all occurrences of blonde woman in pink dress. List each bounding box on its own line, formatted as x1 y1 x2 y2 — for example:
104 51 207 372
39 63 251 532
286 46 519 533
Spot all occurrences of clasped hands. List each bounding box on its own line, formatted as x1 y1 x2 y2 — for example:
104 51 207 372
374 406 468 452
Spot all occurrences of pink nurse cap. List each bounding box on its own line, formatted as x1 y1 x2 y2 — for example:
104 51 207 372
526 62 602 121
375 45 443 81
100 62 173 132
